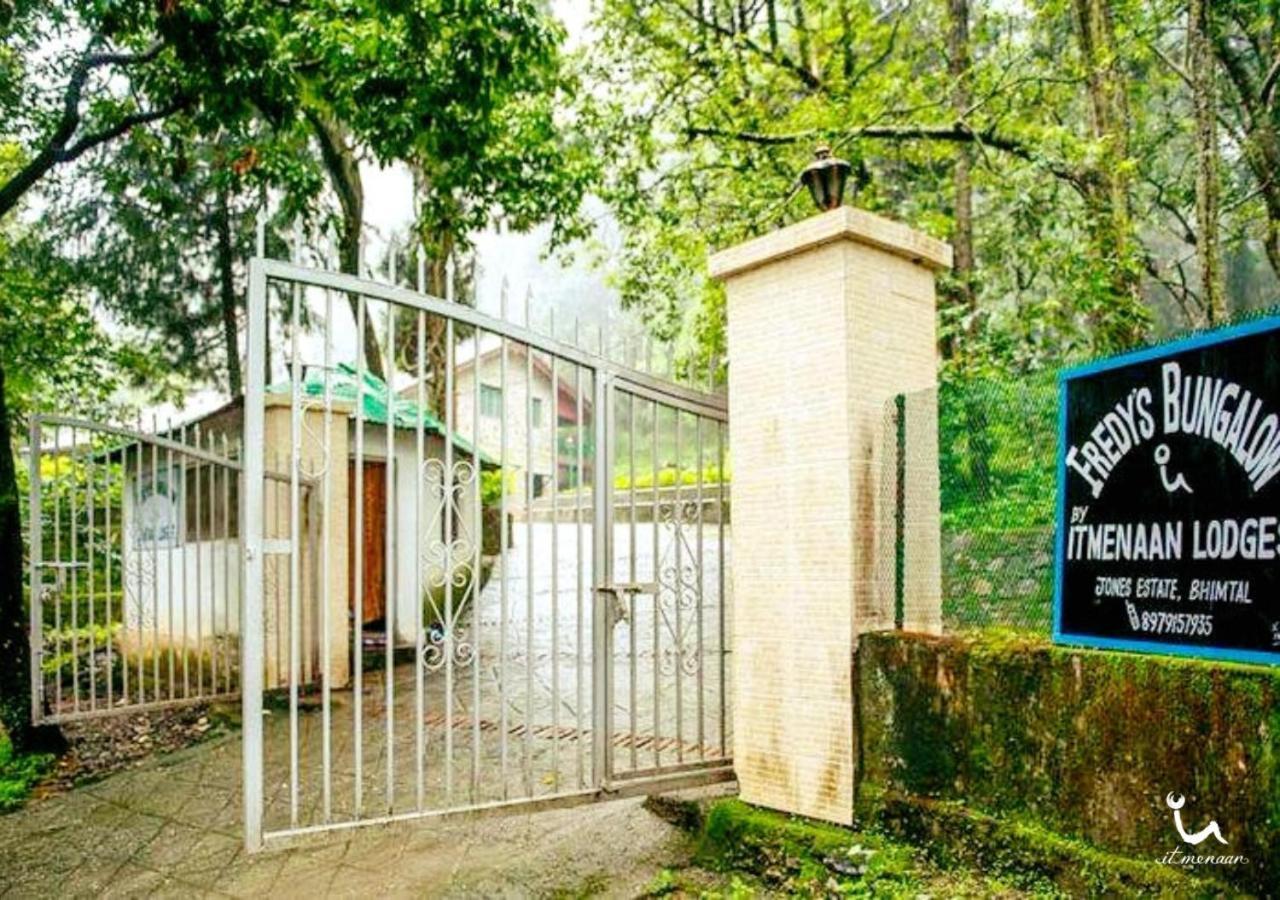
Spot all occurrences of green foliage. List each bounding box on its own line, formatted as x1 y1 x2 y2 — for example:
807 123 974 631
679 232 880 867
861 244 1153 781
0 727 53 813
480 468 518 506
612 464 727 492
578 0 1279 377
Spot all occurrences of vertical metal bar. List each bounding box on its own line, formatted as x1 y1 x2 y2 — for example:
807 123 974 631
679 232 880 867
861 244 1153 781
105 431 115 709
178 424 189 700
27 421 42 724
86 432 96 710
499 335 510 799
471 324 482 800
273 450 284 690
209 432 220 691
523 341 533 795
288 270 303 828
414 305 426 813
549 354 560 787
70 425 80 713
695 416 705 759
384 299 396 814
591 372 611 786
651 401 660 769
444 316 455 803
207 432 220 691
354 291 367 819
134 418 144 704
574 358 584 789
166 425 176 706
191 423 200 699
628 393 638 770
717 419 726 758
235 435 244 697
52 425 62 714
321 287 335 820
221 433 232 696
149 419 159 703
208 432 221 691
673 411 684 763
242 256 267 853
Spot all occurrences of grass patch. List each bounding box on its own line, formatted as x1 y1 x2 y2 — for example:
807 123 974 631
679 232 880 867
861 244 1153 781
0 728 54 813
694 798 1041 897
690 798 1224 898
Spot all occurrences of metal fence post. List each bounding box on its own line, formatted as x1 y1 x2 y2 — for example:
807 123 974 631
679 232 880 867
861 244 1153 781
27 420 42 725
592 370 612 789
242 257 267 852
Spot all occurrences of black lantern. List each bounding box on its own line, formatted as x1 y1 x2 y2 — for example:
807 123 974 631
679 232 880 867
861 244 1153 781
799 145 852 211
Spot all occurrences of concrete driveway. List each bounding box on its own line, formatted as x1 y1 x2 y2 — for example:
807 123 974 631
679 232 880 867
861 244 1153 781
0 730 725 898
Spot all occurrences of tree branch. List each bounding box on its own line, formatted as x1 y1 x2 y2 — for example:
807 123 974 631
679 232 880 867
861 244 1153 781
685 121 1086 187
0 39 175 219
662 0 822 90
55 98 191 164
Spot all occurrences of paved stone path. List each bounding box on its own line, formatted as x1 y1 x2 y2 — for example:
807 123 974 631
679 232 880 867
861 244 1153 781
1 731 720 898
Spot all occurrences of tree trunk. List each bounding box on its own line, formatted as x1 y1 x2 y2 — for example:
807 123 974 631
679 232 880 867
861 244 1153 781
944 0 976 361
792 1 817 81
1189 0 1224 324
1182 0 1223 325
1072 0 1147 351
215 184 243 397
306 107 385 379
0 365 64 754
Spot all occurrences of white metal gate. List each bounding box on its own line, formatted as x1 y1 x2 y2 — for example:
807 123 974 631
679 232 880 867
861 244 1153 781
27 416 246 724
241 257 732 849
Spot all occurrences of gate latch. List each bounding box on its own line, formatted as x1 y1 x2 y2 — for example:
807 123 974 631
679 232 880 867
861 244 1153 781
597 582 657 627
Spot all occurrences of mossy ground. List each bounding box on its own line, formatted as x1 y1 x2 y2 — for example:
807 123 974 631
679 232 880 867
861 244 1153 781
653 798 1228 899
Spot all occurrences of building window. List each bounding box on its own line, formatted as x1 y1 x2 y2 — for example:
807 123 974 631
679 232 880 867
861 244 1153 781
531 397 544 427
480 384 502 418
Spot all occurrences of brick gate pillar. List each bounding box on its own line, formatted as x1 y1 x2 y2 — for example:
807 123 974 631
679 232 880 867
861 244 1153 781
709 207 951 824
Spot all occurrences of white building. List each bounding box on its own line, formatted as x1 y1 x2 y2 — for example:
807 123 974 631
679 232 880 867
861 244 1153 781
118 363 491 689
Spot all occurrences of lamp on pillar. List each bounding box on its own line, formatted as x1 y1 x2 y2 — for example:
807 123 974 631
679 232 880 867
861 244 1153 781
799 145 852 211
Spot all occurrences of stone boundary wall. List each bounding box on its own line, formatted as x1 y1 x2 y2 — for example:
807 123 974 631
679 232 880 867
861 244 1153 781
855 631 1280 892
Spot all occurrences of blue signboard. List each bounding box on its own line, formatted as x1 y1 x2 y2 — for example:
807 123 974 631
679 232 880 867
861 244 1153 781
1054 315 1280 665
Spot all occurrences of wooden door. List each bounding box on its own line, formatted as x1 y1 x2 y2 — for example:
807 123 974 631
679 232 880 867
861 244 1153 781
348 460 387 625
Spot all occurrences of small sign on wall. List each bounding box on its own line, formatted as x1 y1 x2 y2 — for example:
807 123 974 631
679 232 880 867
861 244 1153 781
133 466 182 548
1055 316 1280 665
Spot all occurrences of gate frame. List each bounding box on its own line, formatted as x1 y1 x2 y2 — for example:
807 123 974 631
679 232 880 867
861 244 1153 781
241 257 732 851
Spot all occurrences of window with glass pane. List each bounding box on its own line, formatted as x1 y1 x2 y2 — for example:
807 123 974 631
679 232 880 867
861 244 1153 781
532 397 544 427
480 384 502 417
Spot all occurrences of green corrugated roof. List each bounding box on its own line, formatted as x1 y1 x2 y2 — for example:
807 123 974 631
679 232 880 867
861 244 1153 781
267 363 493 465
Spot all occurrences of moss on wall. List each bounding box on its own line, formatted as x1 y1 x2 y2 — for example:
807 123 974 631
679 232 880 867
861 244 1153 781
856 631 1280 893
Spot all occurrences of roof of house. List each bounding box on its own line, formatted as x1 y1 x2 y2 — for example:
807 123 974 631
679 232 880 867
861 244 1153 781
270 363 495 465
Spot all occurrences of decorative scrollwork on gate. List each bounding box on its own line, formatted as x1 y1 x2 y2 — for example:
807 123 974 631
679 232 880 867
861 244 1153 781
419 456 481 672
655 497 703 677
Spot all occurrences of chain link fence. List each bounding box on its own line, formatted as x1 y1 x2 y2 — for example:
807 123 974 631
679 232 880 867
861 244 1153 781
934 374 1058 633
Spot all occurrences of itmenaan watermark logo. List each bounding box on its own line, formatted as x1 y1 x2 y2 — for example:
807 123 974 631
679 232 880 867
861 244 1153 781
1157 793 1249 868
